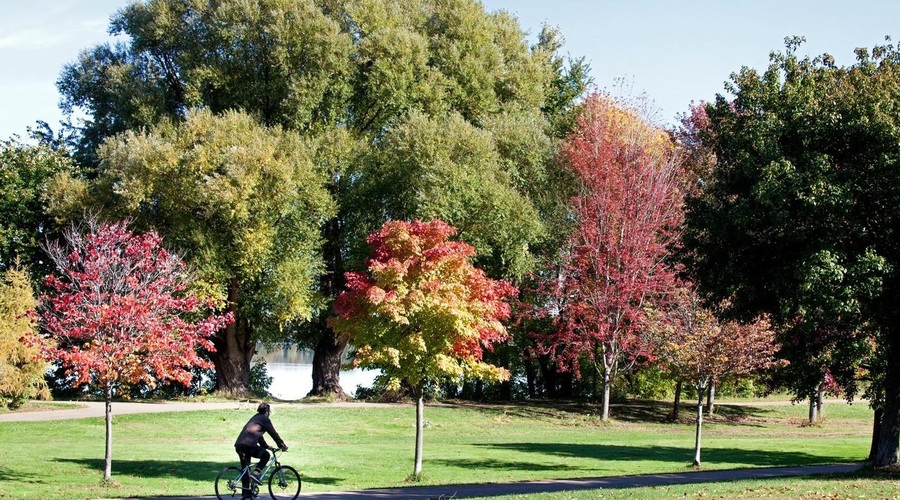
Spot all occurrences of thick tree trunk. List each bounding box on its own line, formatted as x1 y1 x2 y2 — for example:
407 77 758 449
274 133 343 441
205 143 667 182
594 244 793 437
308 322 346 398
210 283 253 397
413 384 425 479
869 407 884 462
672 380 683 420
874 337 900 466
309 215 346 398
693 385 705 466
706 382 716 415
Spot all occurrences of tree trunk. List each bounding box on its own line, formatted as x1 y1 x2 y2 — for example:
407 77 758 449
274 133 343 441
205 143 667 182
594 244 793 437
706 382 716 415
413 383 425 479
525 357 537 399
308 321 346 398
693 384 705 466
104 385 113 480
672 380 683 420
816 381 825 419
308 215 346 398
874 335 900 466
808 396 818 424
869 407 884 462
210 282 253 397
601 370 611 421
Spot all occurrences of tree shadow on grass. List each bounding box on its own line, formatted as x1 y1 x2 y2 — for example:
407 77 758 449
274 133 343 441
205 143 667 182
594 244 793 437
52 459 341 486
430 458 578 472
448 400 776 426
0 465 50 484
469 443 851 469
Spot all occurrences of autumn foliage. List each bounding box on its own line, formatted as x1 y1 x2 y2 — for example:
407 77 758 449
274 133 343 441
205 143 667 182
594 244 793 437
331 219 516 478
648 288 781 389
331 219 516 388
41 218 231 394
535 94 684 418
646 287 781 465
40 217 232 479
0 268 48 409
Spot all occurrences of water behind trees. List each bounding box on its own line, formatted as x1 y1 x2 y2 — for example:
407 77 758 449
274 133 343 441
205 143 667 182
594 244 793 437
259 346 378 399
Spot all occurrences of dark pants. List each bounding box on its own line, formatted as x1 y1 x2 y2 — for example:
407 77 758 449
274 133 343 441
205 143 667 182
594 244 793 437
235 444 270 496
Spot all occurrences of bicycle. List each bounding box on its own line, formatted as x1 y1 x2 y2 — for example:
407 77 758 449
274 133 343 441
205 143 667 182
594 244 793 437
214 447 301 500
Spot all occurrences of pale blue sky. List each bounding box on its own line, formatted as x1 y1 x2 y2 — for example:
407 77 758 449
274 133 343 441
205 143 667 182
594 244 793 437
2 0 898 140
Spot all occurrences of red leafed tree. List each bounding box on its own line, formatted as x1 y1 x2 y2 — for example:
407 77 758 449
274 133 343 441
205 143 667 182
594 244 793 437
40 216 231 481
647 287 781 466
536 94 685 420
330 219 516 479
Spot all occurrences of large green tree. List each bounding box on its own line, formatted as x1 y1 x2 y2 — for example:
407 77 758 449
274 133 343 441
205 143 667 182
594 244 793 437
57 0 587 396
0 138 77 277
682 37 900 466
50 110 334 396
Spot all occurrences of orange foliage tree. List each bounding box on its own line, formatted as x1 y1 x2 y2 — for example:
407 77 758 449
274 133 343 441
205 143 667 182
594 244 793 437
648 287 781 466
330 219 516 479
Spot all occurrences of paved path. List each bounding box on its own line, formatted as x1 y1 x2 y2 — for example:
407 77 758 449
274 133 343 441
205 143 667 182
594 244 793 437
107 464 863 500
4 401 867 499
0 400 389 422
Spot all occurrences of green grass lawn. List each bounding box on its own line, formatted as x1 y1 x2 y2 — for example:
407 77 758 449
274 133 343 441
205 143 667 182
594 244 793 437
0 399 876 499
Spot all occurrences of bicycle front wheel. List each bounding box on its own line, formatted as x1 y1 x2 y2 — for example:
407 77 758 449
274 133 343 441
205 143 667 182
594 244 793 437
268 465 301 500
214 466 242 500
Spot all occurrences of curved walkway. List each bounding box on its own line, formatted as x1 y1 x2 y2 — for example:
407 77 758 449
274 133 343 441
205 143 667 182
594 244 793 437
0 400 387 422
121 464 863 500
3 401 866 499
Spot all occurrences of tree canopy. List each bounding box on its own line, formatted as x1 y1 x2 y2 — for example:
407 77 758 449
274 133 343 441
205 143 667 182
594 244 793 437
0 138 77 277
56 0 589 396
534 94 685 420
330 219 516 477
40 217 230 479
49 109 335 395
682 37 900 466
0 268 48 409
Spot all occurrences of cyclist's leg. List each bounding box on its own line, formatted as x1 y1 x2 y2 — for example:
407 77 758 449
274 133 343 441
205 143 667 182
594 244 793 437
251 445 271 472
235 446 253 497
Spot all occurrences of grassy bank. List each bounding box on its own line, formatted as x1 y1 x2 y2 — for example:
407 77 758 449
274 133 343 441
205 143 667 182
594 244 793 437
0 399 874 499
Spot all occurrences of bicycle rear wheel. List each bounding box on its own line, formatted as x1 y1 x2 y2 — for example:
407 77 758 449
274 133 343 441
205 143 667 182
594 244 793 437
214 466 242 500
268 465 301 500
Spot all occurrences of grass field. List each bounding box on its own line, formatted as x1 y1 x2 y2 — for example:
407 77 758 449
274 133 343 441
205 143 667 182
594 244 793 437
0 398 884 499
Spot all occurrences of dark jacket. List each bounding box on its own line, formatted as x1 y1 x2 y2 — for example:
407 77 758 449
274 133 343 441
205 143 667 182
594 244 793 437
234 413 285 449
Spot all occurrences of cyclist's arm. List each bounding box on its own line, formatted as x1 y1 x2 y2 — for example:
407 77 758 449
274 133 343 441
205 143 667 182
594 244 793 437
262 416 287 450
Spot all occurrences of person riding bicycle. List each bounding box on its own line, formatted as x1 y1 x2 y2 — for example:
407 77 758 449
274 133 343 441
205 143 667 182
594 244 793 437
234 403 288 499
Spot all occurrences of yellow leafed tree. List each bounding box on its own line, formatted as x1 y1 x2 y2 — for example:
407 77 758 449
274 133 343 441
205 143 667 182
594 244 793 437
0 268 49 409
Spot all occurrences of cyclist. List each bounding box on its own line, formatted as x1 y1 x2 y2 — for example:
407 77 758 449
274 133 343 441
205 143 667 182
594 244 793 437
234 403 288 499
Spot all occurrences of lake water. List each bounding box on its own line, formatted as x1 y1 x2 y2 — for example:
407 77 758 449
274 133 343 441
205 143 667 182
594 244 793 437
259 346 379 400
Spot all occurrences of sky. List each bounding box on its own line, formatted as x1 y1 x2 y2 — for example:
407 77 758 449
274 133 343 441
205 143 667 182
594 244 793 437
2 0 899 140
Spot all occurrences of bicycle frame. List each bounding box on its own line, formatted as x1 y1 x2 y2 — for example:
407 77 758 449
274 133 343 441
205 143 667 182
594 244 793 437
216 446 300 500
233 448 283 490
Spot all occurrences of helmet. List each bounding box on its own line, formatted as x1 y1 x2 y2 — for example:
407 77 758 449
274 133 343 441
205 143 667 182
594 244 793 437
257 403 271 415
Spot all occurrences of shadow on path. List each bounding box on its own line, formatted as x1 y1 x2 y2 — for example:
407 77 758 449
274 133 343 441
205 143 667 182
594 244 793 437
138 463 864 500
